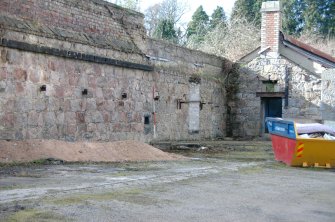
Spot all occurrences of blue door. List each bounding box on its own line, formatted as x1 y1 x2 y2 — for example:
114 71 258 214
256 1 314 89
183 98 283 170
263 98 282 133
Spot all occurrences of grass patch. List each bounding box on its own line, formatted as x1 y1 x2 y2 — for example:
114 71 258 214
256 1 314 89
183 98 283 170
49 188 157 206
0 158 63 168
238 166 264 174
0 185 24 191
111 171 131 177
13 170 42 178
4 209 67 222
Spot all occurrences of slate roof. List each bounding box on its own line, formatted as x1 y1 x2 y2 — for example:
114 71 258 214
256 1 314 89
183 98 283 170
281 32 335 68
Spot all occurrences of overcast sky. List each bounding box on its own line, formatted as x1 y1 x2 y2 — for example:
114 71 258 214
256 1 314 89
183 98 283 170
140 0 237 22
107 0 237 23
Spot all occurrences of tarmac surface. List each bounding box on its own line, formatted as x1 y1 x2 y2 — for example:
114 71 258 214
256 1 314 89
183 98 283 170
1 141 335 222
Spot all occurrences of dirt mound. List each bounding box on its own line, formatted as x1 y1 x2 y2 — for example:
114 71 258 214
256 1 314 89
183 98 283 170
0 140 183 163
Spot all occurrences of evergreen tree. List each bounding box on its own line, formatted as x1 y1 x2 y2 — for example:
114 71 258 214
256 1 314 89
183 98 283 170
303 0 322 33
186 6 209 42
303 0 335 36
231 0 334 37
153 19 178 43
231 0 262 25
282 0 305 35
209 6 227 30
325 0 335 36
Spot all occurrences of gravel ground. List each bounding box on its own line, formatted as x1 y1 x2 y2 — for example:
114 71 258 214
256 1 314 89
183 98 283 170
0 142 335 222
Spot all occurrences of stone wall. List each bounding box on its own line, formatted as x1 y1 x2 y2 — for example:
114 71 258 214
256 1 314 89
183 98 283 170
232 56 322 138
0 1 228 142
321 69 335 128
0 0 147 63
146 39 228 140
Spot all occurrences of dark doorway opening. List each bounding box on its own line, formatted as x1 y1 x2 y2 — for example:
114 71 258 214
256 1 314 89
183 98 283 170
262 98 282 133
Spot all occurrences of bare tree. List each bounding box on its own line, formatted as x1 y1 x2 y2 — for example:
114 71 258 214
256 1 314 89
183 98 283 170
107 0 141 11
144 4 161 37
144 0 189 38
159 0 188 24
298 31 335 57
189 17 260 61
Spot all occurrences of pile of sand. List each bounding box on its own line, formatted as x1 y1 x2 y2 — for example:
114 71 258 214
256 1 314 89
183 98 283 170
0 140 182 163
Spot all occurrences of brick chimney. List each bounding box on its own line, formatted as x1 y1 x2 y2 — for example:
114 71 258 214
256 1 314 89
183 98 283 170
260 1 281 57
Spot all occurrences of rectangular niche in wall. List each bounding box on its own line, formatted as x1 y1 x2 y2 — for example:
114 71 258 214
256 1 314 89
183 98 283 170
188 83 200 134
144 115 150 125
262 80 278 92
144 114 151 135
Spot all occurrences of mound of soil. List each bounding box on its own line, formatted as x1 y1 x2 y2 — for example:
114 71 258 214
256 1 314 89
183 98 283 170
0 140 182 163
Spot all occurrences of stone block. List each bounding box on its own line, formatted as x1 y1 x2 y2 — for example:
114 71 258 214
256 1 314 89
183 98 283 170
131 123 143 132
85 111 104 123
96 87 103 98
47 97 61 111
14 68 27 81
4 81 15 94
86 98 97 110
43 112 57 127
54 85 65 98
88 76 97 88
0 67 7 81
13 112 27 129
102 111 111 123
1 112 14 127
42 125 59 139
87 123 97 132
15 98 32 111
35 99 46 112
4 100 15 110
0 129 15 140
96 98 104 111
97 123 108 133
76 112 86 124
69 73 79 86
0 81 6 93
27 127 42 139
15 82 25 95
56 112 65 124
15 131 25 140
28 70 40 83
65 112 76 125
6 50 21 64
28 111 41 127
104 100 115 111
66 124 77 136
70 99 83 112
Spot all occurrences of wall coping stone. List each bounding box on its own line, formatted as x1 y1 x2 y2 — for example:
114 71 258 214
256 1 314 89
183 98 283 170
0 38 153 71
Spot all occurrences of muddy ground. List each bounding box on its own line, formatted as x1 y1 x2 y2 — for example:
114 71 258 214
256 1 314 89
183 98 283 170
1 141 335 222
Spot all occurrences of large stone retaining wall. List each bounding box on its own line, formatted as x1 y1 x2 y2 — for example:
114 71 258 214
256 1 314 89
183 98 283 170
0 0 228 142
146 39 228 140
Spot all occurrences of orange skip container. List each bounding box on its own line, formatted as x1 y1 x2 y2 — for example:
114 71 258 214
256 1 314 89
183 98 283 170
266 118 335 168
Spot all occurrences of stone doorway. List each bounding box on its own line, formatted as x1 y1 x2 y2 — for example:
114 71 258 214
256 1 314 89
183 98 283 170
261 97 283 133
